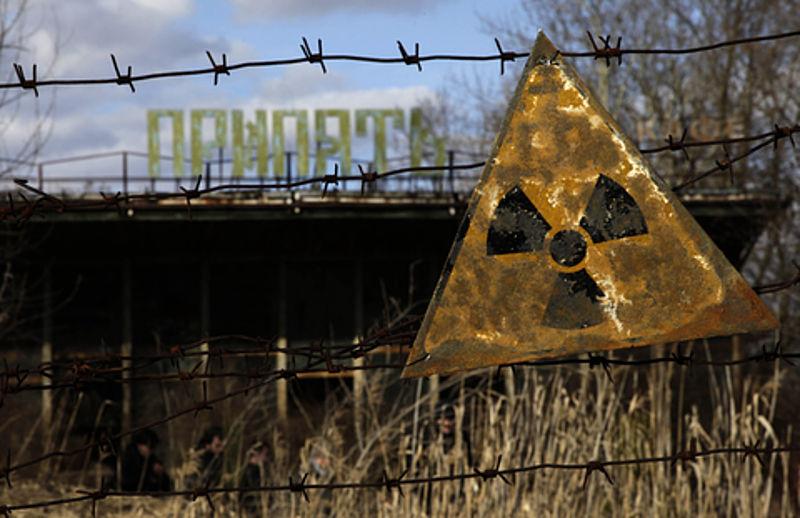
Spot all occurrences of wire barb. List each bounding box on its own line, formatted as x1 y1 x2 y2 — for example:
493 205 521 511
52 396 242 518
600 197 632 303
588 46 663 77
588 353 614 383
206 51 230 85
397 41 422 71
76 488 107 518
742 440 766 467
13 63 38 97
671 439 699 467
587 32 622 67
380 468 408 496
300 37 326 73
474 455 513 485
665 128 691 160
288 473 310 502
583 460 614 489
494 38 516 75
322 164 339 198
110 54 135 92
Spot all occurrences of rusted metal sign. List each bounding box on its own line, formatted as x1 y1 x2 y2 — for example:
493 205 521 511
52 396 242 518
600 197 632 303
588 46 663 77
402 32 778 377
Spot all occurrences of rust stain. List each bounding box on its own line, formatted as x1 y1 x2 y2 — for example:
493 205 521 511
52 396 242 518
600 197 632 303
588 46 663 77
402 32 778 378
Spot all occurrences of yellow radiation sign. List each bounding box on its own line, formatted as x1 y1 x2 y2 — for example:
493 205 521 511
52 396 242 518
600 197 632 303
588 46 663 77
402 32 778 377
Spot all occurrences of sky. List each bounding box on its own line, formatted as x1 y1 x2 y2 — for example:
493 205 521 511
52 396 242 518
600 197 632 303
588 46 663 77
3 0 525 184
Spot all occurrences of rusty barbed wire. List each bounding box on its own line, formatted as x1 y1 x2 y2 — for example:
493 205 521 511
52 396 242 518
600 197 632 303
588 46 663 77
2 325 798 399
2 30 800 95
2 121 799 222
1 443 798 516
0 160 485 223
0 317 419 480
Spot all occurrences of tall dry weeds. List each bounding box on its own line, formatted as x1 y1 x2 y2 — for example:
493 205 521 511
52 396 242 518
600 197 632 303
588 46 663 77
2 341 794 517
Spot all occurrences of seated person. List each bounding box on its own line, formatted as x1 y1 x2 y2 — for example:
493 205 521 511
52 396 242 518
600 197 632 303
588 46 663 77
121 429 172 492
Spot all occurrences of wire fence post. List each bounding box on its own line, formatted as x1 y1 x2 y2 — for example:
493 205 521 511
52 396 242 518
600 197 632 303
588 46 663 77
205 162 211 190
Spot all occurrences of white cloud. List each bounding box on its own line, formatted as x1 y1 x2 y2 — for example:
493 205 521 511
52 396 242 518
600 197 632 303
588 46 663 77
230 0 452 19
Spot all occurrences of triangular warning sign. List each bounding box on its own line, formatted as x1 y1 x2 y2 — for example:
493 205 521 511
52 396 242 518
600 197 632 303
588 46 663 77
403 32 778 377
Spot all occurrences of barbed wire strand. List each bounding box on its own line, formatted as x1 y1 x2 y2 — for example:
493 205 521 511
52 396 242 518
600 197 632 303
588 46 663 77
1 444 797 516
3 120 799 223
3 29 800 95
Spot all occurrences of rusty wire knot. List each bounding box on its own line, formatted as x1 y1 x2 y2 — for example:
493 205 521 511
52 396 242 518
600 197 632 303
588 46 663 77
714 144 735 185
671 440 698 467
742 440 767 467
288 473 310 502
494 38 517 75
357 164 378 195
583 460 614 489
14 178 67 216
179 175 204 219
773 124 797 148
13 63 38 97
397 41 422 71
0 504 9 517
100 191 124 215
474 455 513 485
169 344 185 359
177 360 203 381
665 128 691 161
588 353 614 382
110 54 135 92
206 51 231 85
2 360 29 398
380 468 408 496
670 350 694 367
300 37 326 73
758 341 795 366
322 164 339 198
77 488 107 518
587 32 622 67
190 481 215 513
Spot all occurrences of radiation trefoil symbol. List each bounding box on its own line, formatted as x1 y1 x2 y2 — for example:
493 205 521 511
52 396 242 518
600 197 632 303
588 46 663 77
487 174 648 329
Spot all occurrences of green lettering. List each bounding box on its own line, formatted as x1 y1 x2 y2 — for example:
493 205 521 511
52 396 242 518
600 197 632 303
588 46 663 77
191 110 227 177
315 110 351 176
272 110 309 178
232 110 268 177
410 108 445 172
355 109 403 173
147 110 184 177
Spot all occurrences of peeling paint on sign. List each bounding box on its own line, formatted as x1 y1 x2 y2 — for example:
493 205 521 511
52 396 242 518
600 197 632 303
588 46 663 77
402 31 778 378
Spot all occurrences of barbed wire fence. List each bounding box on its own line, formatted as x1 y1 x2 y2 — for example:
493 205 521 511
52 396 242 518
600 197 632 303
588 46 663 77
1 28 800 515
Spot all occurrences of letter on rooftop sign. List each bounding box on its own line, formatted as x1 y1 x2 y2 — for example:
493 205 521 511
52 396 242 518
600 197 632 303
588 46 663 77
148 110 184 177
402 32 778 378
232 110 268 177
355 109 404 173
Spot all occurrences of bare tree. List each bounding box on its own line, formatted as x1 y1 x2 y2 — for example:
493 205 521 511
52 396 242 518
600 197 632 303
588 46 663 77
0 0 57 177
0 0 59 339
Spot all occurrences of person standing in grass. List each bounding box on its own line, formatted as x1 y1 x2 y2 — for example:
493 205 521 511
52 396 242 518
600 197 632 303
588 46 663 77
184 426 225 490
238 440 269 516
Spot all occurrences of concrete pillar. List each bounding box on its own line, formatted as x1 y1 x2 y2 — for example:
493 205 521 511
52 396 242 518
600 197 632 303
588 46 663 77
276 260 288 427
41 267 53 439
121 260 133 433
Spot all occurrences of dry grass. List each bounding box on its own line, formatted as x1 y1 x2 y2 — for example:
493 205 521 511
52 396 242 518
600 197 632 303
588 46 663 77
2 342 797 517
